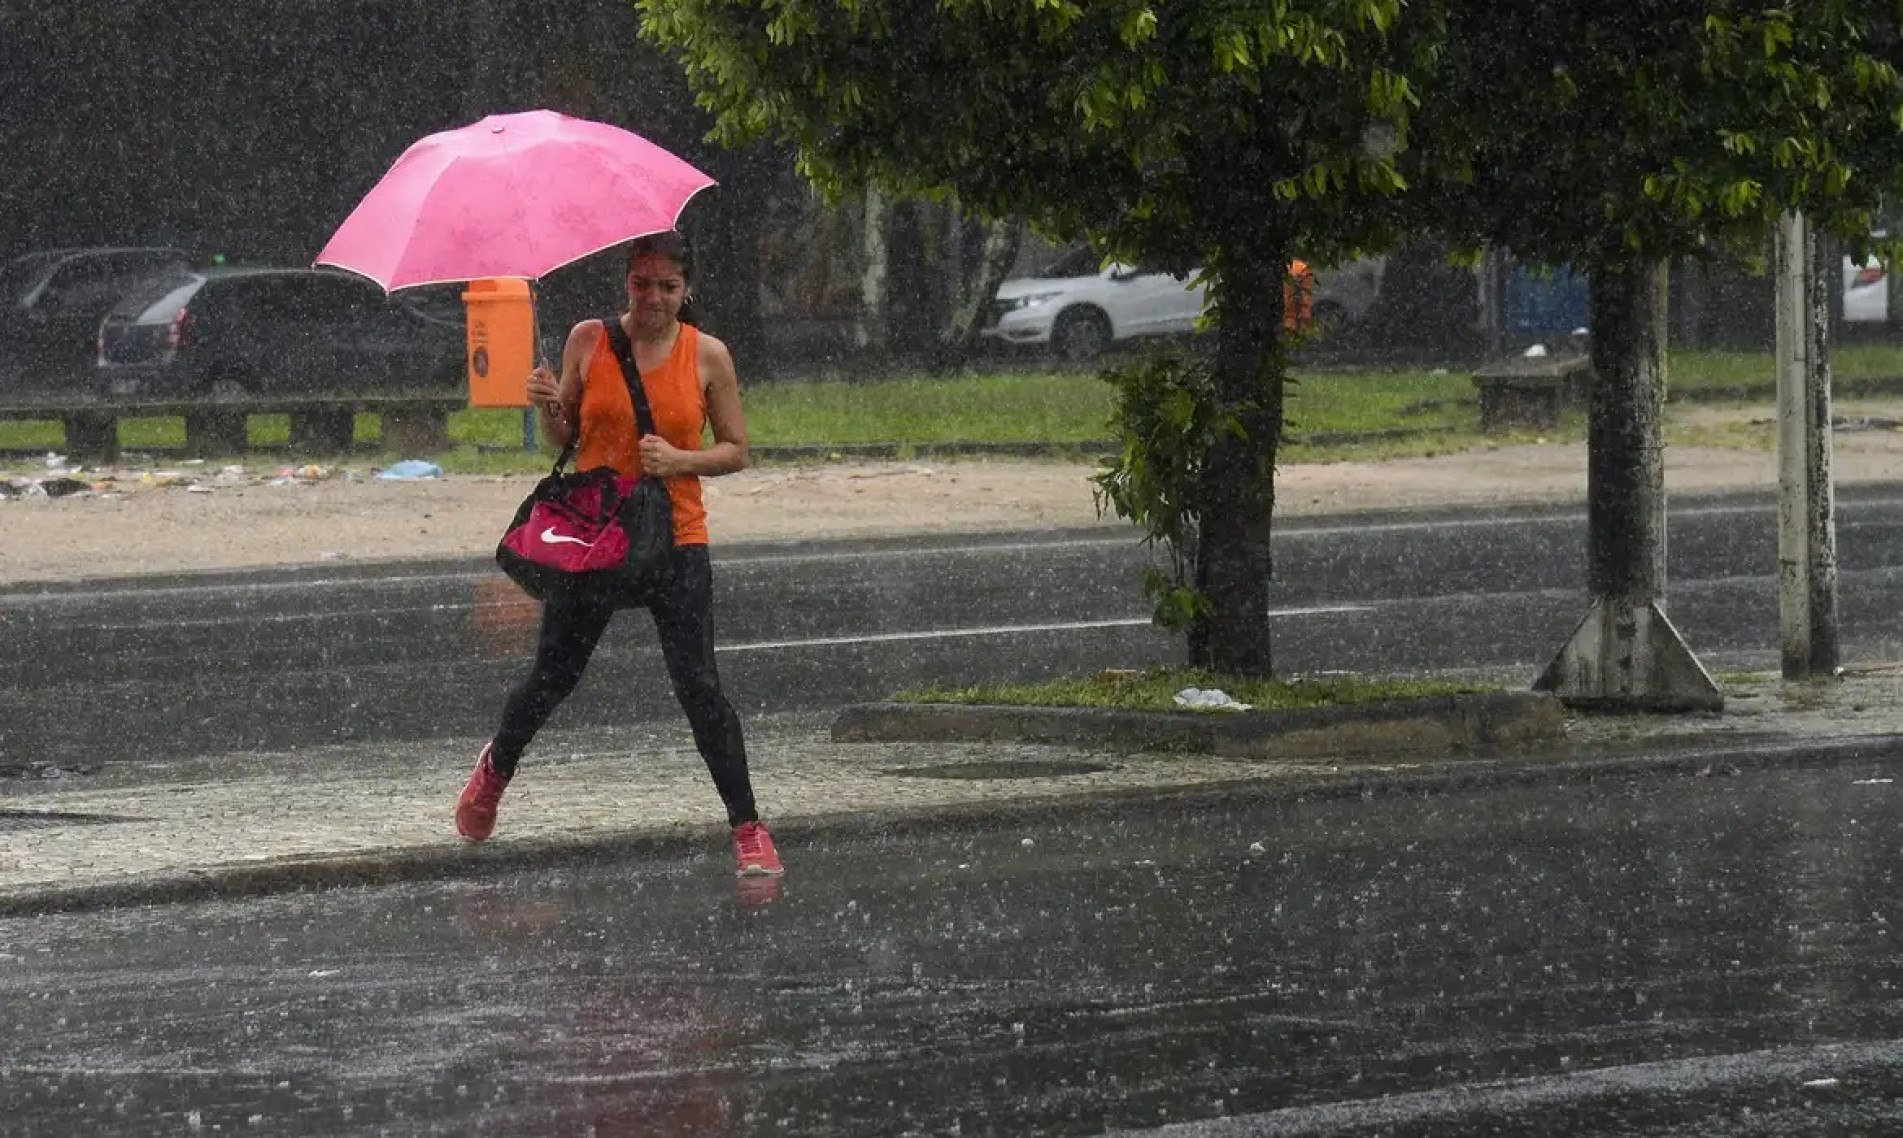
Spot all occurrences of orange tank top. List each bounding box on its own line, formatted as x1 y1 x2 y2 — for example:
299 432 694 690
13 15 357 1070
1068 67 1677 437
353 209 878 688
574 320 709 546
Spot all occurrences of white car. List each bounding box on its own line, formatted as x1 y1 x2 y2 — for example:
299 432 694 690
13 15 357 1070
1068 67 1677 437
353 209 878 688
983 247 1384 363
1844 254 1889 323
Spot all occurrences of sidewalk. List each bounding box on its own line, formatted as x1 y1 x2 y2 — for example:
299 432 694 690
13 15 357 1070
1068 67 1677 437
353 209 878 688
6 669 1903 916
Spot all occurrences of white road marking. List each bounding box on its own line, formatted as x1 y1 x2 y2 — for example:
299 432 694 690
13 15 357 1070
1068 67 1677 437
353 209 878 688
1120 1039 1903 1136
720 606 1370 654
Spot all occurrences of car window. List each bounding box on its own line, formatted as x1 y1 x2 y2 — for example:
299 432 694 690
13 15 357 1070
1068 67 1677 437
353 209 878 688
102 251 187 286
0 252 64 302
35 265 120 315
109 272 202 322
42 256 121 299
1045 246 1101 278
201 275 357 323
38 253 183 314
291 275 380 322
194 278 290 324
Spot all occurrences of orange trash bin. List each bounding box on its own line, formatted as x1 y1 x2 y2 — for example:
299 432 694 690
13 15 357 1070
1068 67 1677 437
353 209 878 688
462 278 536 408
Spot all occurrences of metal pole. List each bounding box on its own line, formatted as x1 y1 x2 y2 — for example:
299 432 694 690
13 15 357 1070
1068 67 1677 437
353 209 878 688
524 283 543 453
1775 210 1840 678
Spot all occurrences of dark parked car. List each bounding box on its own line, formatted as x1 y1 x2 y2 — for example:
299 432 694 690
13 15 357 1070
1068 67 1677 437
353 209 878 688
97 267 465 400
0 246 190 397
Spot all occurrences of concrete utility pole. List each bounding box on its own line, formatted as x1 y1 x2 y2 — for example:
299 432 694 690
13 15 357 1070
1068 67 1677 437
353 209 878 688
1475 247 1509 356
1774 211 1840 679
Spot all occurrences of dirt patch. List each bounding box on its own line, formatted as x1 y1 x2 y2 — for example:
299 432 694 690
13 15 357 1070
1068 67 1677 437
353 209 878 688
5 423 1903 585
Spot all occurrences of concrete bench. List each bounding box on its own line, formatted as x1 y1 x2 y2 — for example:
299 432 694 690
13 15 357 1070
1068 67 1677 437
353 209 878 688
1472 353 1594 432
0 397 459 463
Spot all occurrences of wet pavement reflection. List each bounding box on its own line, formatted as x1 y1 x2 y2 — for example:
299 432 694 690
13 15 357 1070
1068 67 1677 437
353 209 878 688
8 755 1903 1134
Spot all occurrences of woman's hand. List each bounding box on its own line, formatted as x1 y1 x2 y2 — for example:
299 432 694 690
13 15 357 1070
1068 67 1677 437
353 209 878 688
526 364 561 406
638 434 692 477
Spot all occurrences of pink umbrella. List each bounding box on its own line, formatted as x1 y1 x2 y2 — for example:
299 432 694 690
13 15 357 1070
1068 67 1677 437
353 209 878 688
315 109 715 291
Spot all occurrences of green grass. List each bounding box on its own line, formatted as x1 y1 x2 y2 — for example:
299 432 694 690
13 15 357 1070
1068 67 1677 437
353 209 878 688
3 414 378 456
1669 344 1903 392
895 666 1491 712
743 371 1111 445
1285 368 1476 436
6 343 1901 469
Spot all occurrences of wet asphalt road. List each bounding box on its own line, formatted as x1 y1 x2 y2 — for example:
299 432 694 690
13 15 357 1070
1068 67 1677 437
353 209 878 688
10 750 1903 1135
10 490 1903 770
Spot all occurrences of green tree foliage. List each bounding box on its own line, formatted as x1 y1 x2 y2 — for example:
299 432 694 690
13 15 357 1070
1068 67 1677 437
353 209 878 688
1415 0 1903 705
639 0 1444 675
1419 1 1903 266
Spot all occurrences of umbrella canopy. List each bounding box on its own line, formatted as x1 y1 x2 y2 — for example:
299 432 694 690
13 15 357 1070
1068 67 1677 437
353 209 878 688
315 110 715 292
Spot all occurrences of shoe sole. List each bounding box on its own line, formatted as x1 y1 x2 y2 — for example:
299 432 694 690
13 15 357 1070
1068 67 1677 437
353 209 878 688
736 865 785 877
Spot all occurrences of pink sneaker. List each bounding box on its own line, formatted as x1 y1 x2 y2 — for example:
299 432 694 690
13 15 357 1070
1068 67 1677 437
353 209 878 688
732 821 784 877
454 743 508 842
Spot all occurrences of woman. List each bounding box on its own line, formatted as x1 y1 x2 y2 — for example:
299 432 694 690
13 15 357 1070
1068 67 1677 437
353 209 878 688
455 231 782 879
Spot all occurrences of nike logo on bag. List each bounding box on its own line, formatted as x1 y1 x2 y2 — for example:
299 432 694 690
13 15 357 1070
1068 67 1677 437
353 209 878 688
539 527 595 547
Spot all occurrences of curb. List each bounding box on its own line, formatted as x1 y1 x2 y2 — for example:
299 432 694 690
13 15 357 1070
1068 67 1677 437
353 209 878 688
5 730 1900 919
0 828 715 920
828 691 1568 760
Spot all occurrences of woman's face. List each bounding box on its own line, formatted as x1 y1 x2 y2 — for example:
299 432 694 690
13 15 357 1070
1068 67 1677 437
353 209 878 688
626 252 687 333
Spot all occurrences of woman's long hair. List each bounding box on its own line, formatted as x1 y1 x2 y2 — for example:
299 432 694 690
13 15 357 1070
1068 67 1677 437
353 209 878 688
627 231 700 327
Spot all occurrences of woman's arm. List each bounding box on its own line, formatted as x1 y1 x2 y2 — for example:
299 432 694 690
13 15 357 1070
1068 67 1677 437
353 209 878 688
536 321 596 451
638 332 750 477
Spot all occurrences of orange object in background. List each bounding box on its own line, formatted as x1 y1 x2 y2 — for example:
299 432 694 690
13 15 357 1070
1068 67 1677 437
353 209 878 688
1285 259 1314 331
462 278 535 407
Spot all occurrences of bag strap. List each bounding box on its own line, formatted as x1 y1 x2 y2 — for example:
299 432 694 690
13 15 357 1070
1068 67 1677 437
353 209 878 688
599 316 660 439
542 317 660 478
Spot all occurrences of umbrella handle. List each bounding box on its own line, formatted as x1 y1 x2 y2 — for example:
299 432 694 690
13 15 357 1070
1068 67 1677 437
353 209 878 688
530 284 562 418
530 283 545 372
521 284 568 451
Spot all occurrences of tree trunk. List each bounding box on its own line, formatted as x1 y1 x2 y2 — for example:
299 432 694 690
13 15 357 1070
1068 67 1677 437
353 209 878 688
934 218 1023 372
1192 225 1289 677
886 199 935 361
854 185 892 357
1585 259 1668 603
1534 256 1721 711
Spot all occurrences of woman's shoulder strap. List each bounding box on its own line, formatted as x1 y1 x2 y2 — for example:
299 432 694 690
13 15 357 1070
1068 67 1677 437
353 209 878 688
599 315 631 362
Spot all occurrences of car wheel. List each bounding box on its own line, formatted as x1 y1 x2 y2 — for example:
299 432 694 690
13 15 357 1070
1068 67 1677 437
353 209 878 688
1051 308 1112 365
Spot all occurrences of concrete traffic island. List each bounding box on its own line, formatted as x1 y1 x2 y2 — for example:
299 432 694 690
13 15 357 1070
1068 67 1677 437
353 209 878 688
831 690 1568 762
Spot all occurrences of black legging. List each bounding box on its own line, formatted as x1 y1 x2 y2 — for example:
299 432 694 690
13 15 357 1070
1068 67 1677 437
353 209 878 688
489 545 757 827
